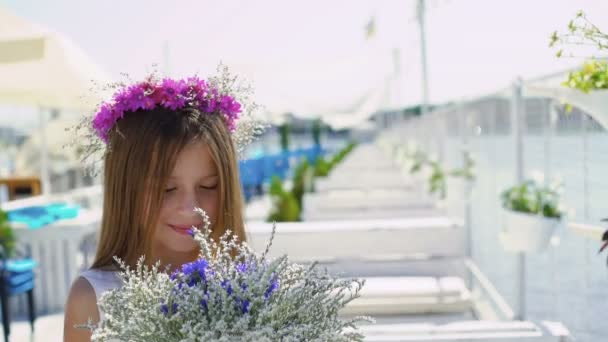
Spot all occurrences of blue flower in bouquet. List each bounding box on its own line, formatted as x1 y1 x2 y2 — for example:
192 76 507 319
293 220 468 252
160 302 178 316
178 258 210 287
238 262 278 295
233 261 280 301
265 276 279 299
235 294 251 314
200 293 209 311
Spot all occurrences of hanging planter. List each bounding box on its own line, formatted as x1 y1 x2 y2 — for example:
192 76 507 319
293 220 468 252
500 209 563 252
499 179 565 253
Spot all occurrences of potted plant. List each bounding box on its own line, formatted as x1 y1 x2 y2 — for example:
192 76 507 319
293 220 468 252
499 179 565 252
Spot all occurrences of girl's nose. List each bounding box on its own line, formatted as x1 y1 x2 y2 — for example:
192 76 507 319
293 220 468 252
177 191 199 214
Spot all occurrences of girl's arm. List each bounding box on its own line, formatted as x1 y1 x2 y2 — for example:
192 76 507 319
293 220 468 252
63 277 100 342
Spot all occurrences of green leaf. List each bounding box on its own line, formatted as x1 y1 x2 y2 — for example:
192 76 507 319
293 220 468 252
549 31 558 47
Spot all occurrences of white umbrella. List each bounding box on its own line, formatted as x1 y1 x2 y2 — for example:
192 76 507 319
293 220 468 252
0 7 110 194
14 117 80 176
0 7 110 109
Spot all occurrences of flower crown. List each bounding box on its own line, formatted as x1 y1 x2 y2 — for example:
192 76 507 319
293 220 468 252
92 76 242 143
69 65 267 176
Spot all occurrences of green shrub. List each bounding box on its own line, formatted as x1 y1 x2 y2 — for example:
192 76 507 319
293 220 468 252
0 209 16 258
267 176 300 222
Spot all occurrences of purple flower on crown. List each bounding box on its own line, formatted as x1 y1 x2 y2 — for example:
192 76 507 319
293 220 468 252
220 95 241 116
112 89 130 114
186 77 208 102
92 103 115 143
125 84 147 112
91 75 242 143
160 79 188 110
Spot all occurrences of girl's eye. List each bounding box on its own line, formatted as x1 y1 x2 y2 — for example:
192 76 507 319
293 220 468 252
200 185 218 190
165 187 177 193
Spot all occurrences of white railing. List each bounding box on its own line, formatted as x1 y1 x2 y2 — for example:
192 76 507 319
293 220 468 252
381 79 605 339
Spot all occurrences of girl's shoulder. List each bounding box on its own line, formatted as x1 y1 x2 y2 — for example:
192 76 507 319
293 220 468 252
64 276 99 341
79 267 122 301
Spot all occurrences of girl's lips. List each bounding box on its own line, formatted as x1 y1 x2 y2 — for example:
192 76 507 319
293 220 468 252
169 224 194 235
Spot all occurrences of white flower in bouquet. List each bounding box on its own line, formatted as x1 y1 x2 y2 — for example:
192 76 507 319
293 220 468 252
78 208 371 341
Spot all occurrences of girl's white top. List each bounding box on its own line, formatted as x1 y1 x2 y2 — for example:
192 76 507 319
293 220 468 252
79 268 122 323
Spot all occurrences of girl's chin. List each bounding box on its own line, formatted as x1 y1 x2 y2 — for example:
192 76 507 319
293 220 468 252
163 235 198 252
164 243 198 254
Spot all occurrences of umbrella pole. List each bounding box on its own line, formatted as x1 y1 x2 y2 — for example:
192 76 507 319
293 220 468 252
39 107 50 196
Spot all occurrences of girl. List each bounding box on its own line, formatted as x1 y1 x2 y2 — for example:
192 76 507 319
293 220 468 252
63 74 251 341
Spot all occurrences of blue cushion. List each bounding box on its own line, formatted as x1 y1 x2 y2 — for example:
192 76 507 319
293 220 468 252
7 271 34 287
8 280 34 296
0 259 37 296
7 203 79 229
2 259 37 273
240 159 264 187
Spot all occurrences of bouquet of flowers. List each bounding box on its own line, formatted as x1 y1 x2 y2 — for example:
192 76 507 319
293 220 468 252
79 208 370 341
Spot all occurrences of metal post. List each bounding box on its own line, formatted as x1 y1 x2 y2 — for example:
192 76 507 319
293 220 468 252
543 99 554 186
511 79 526 320
546 99 559 317
459 105 474 289
39 108 50 196
417 0 429 116
436 113 445 166
582 113 589 220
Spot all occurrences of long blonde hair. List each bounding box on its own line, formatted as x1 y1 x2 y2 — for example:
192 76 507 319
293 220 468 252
91 107 245 269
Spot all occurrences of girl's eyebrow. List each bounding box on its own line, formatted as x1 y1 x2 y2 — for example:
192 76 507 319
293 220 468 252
168 174 218 181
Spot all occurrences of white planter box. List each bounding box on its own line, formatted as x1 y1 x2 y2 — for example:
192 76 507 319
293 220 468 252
500 209 562 253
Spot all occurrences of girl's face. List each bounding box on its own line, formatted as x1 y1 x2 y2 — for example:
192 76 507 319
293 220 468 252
155 141 220 254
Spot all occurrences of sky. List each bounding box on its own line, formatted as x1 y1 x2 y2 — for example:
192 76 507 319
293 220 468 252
1 0 607 130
